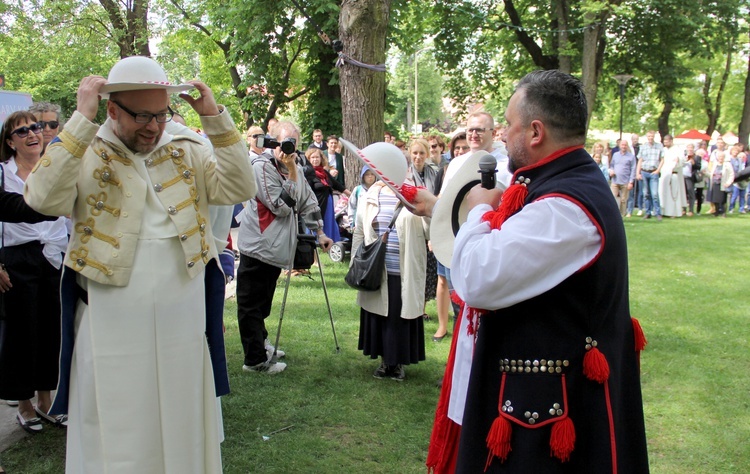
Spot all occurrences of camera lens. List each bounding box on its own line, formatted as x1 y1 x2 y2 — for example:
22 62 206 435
280 140 296 155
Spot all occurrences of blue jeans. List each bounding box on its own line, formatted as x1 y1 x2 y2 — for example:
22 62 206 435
729 185 746 212
627 179 643 214
641 171 661 216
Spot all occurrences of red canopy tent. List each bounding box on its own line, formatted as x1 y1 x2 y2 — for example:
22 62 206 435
675 129 711 141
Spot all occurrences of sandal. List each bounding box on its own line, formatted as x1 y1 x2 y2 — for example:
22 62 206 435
35 406 68 428
16 411 43 434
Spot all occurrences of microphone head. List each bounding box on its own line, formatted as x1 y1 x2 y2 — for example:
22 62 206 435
478 153 497 171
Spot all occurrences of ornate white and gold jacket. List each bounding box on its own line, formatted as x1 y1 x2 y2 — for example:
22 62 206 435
24 108 256 287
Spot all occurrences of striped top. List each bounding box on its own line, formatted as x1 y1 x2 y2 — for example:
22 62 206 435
374 191 401 275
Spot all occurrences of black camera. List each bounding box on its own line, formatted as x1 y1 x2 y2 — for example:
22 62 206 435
257 135 296 155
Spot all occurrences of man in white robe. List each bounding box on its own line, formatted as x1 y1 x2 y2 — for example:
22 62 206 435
24 56 255 473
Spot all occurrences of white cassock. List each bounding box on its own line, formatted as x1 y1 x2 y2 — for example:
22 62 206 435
66 148 222 473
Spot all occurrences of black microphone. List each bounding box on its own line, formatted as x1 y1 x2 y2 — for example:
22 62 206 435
478 153 497 189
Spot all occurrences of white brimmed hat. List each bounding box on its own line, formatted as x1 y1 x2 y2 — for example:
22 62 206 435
339 138 413 208
100 56 194 99
432 151 507 268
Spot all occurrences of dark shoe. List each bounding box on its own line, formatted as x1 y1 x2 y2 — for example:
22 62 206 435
643 213 651 219
390 364 405 382
16 412 43 434
373 362 388 379
35 406 68 428
432 332 448 342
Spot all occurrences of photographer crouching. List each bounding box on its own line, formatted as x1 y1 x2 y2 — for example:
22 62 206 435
235 121 333 374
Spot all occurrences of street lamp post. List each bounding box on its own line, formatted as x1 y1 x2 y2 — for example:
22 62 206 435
613 74 634 142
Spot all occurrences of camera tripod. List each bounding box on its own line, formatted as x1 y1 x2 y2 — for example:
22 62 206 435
268 236 341 364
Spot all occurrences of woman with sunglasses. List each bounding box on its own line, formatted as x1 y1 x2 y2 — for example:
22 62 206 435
28 102 62 154
0 111 69 433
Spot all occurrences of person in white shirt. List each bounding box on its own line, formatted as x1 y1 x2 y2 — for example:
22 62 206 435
415 70 649 473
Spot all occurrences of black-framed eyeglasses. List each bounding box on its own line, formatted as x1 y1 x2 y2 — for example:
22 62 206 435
467 128 489 136
39 120 60 130
112 101 173 124
10 123 43 138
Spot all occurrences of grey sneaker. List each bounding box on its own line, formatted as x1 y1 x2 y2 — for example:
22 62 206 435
373 362 388 379
243 361 287 374
265 339 285 360
390 365 405 382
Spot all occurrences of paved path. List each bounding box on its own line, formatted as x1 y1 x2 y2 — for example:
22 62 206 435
0 401 28 454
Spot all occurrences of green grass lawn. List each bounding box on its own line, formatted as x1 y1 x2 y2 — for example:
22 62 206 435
2 213 749 473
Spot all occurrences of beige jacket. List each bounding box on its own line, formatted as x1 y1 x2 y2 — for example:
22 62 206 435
353 183 428 320
24 108 255 286
708 160 735 192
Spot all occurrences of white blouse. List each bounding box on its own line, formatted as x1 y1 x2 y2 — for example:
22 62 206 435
1 159 68 269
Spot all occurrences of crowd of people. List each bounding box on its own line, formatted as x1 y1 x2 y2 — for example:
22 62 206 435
7 54 737 471
595 133 746 219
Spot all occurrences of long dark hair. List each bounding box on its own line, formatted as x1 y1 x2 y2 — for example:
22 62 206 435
1 111 38 162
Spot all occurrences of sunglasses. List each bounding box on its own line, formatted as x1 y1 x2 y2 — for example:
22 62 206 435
10 123 43 138
39 120 60 130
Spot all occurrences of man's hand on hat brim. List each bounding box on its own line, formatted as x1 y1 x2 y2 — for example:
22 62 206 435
180 81 220 116
78 75 108 122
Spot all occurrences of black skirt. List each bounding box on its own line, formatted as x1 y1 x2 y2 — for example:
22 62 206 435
358 275 426 366
0 241 62 400
707 181 727 204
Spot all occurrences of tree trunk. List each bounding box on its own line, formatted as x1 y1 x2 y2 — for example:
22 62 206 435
657 100 673 138
339 0 390 189
556 0 571 74
738 30 750 145
711 36 735 135
581 1 621 132
580 21 599 131
99 0 151 58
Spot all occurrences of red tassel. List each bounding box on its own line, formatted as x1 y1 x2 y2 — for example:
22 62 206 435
631 317 647 352
481 183 529 230
583 347 610 383
399 183 422 203
484 415 512 470
549 417 576 462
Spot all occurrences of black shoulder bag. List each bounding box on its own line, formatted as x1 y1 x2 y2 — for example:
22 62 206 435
345 203 403 291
